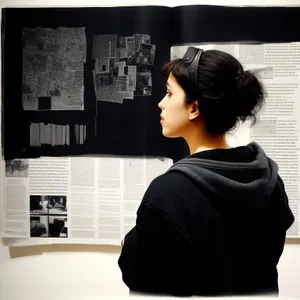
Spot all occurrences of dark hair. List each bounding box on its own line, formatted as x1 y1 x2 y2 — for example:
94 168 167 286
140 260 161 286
162 49 265 135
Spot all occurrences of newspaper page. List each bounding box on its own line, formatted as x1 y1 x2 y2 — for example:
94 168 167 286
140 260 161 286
171 42 300 238
22 27 86 111
1 156 173 246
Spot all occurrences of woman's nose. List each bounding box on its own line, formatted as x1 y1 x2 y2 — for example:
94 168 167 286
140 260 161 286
158 98 165 109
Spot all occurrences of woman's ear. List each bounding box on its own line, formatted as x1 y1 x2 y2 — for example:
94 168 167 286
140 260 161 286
188 101 200 120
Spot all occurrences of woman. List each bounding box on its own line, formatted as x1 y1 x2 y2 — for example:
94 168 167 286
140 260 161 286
118 47 294 297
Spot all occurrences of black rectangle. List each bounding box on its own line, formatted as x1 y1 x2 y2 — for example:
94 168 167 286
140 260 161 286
171 5 300 45
38 97 51 110
3 5 300 162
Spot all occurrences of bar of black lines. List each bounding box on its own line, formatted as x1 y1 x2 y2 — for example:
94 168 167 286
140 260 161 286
74 124 86 145
30 122 86 147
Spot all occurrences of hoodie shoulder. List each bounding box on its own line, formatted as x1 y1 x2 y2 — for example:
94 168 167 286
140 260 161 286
142 170 201 207
138 169 208 244
139 169 209 234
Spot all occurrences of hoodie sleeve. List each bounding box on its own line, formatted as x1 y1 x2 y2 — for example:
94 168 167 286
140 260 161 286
118 203 194 296
277 175 295 230
264 174 295 265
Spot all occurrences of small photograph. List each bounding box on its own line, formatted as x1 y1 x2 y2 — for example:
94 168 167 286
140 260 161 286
30 215 49 237
30 195 49 214
136 43 156 65
125 36 135 57
119 36 126 48
128 73 136 89
133 33 150 52
49 216 68 237
48 195 67 215
95 73 114 87
30 195 67 215
117 75 128 92
5 159 29 178
95 58 110 74
135 71 152 96
141 34 150 44
125 56 138 65
119 48 127 60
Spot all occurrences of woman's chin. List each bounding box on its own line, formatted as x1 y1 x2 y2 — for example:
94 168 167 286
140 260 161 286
162 129 170 138
162 128 177 138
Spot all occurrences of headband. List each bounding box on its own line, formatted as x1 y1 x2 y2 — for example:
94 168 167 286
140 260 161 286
182 46 204 101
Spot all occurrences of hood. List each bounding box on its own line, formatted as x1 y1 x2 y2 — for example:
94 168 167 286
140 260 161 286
167 142 278 213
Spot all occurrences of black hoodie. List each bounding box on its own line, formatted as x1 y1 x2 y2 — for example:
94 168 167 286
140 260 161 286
118 142 294 297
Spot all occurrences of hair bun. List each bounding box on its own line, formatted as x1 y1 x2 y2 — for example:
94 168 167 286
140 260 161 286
235 70 264 124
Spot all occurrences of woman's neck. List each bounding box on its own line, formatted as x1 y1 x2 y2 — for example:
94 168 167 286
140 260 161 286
184 125 231 155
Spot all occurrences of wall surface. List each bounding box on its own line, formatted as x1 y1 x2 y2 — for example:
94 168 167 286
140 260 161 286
1 0 300 299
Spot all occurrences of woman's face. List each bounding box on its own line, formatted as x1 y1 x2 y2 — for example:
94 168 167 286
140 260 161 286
158 73 197 138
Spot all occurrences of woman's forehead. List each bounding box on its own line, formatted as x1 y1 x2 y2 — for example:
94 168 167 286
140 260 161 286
167 73 178 88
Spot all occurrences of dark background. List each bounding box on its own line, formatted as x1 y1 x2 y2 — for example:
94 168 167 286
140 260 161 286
2 6 187 161
2 5 300 162
171 5 300 44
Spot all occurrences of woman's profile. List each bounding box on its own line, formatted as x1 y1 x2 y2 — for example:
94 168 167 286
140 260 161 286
118 47 294 297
